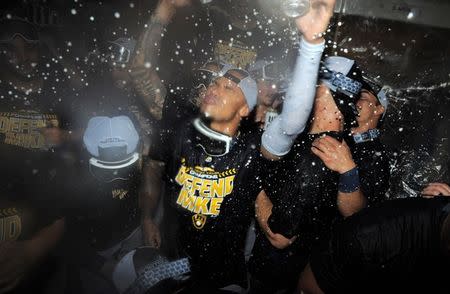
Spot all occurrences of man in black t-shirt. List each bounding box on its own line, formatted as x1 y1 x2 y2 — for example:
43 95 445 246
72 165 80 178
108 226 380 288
61 116 145 293
152 68 262 291
140 1 338 291
299 196 450 294
0 18 67 293
249 56 368 293
348 74 391 206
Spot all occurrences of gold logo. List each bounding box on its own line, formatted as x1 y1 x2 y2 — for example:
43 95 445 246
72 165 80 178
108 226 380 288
192 214 207 230
0 208 22 241
112 189 128 200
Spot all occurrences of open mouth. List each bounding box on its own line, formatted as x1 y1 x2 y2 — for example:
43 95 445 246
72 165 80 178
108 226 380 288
203 94 217 105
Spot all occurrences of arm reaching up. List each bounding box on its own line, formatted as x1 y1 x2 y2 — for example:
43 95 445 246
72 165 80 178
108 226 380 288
130 0 192 119
261 0 336 160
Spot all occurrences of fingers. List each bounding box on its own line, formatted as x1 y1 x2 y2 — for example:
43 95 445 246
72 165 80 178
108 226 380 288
154 231 162 248
312 136 339 154
311 145 328 165
289 235 298 244
265 226 276 239
270 233 297 249
422 183 450 197
145 235 159 248
428 183 450 195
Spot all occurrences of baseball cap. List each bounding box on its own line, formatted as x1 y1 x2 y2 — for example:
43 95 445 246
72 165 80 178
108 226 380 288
361 76 390 117
222 68 258 111
320 56 364 97
193 61 234 89
320 56 364 128
83 116 140 170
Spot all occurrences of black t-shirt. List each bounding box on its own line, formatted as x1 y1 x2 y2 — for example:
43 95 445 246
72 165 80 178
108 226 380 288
265 132 340 239
310 197 450 293
157 122 263 288
249 132 340 288
62 162 142 251
62 77 149 251
349 136 390 206
0 78 71 241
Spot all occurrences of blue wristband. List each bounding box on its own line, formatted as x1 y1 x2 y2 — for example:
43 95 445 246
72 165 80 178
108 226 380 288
339 167 360 193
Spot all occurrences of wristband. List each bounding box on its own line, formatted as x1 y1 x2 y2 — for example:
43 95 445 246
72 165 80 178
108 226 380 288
338 166 360 193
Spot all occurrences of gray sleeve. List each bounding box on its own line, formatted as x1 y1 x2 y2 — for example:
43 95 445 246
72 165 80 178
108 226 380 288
262 37 325 157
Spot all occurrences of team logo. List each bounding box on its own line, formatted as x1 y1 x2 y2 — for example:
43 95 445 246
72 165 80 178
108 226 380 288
0 110 59 150
175 158 237 229
112 189 129 200
192 214 207 230
0 208 21 241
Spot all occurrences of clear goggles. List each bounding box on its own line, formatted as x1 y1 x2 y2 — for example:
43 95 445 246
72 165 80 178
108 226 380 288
89 152 140 182
193 118 233 157
106 42 132 64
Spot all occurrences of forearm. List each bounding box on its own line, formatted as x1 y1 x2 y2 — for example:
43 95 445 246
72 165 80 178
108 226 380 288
134 6 170 70
336 167 367 217
337 190 366 218
262 37 325 158
130 7 170 120
256 190 295 249
139 159 164 221
255 190 273 233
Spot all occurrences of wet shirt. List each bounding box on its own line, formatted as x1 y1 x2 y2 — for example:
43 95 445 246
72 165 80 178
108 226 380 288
159 122 263 288
349 136 390 206
0 79 70 241
63 78 149 251
310 197 450 293
63 164 142 251
249 133 340 288
265 132 340 240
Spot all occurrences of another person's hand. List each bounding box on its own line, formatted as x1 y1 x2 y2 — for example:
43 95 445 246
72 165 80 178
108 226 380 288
0 240 39 293
421 182 450 197
265 227 297 250
142 218 161 248
311 136 356 174
255 105 268 127
40 127 68 147
295 0 336 43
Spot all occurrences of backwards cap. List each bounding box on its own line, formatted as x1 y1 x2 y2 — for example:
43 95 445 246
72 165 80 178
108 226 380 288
320 56 364 128
83 116 139 168
222 68 258 111
361 76 390 118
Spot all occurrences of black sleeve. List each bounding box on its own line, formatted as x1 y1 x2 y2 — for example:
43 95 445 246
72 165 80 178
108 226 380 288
247 152 264 203
358 149 390 206
147 121 186 164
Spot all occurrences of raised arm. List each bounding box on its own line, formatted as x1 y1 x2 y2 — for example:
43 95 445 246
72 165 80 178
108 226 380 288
130 0 191 120
261 0 336 160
